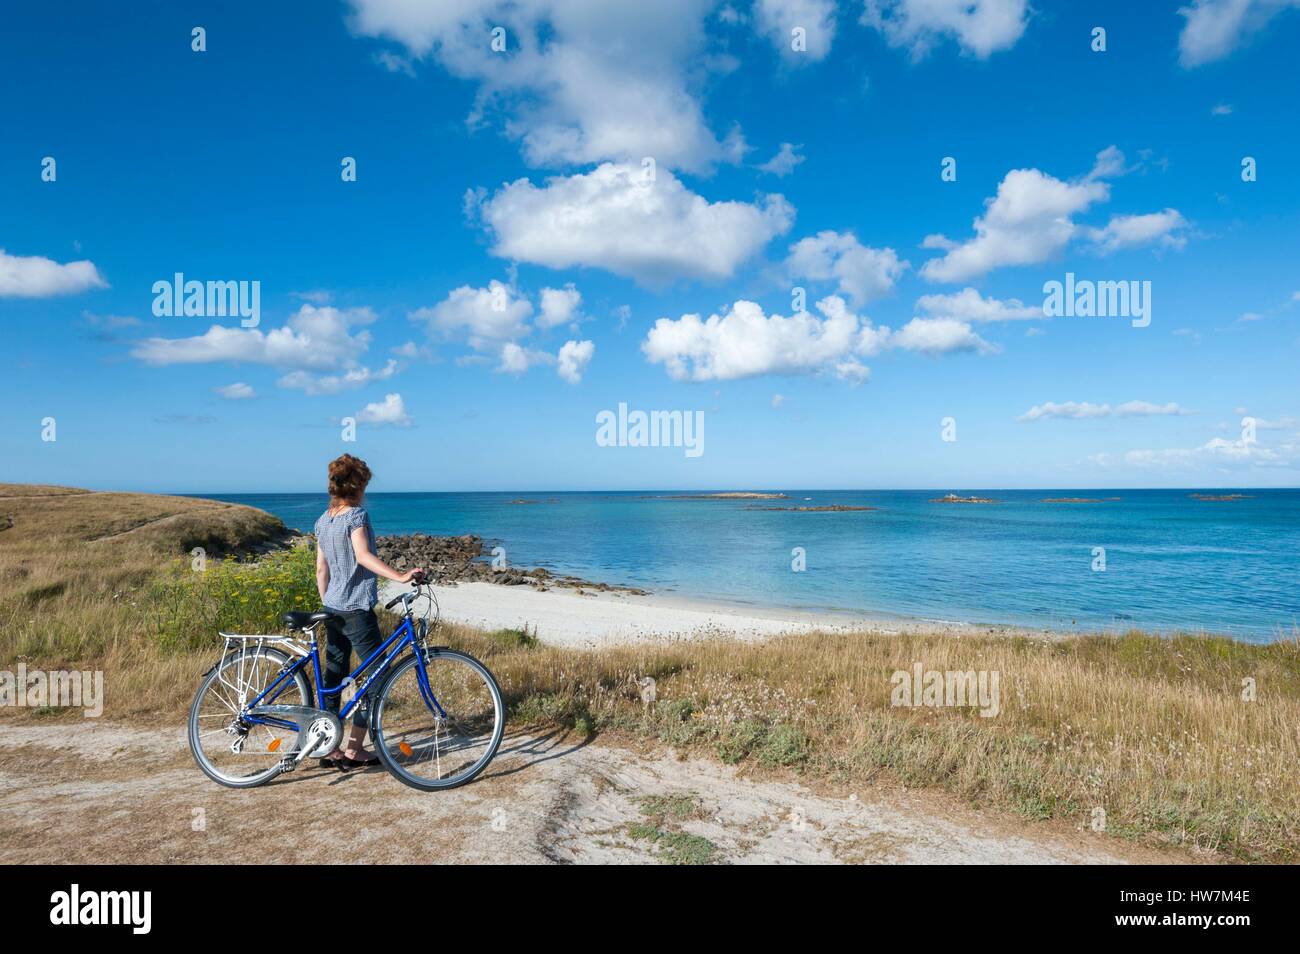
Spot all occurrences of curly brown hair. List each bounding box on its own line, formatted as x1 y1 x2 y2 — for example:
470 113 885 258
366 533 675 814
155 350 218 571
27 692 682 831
327 454 372 505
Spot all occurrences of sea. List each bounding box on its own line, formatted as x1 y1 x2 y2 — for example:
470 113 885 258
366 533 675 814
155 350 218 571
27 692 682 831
195 489 1300 642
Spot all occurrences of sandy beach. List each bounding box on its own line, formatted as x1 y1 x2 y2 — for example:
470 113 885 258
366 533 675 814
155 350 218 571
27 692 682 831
382 578 1004 648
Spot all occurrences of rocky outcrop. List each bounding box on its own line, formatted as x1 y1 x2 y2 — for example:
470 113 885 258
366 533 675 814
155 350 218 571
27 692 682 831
745 505 877 512
374 533 647 594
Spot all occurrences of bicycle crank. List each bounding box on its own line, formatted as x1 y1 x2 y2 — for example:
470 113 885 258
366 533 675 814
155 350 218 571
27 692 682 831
245 705 343 764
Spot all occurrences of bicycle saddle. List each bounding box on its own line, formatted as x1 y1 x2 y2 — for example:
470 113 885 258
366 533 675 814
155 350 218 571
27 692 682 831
282 610 335 630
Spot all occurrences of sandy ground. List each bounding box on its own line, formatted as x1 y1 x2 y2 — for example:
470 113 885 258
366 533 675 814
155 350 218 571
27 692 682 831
393 580 1022 648
0 721 1196 865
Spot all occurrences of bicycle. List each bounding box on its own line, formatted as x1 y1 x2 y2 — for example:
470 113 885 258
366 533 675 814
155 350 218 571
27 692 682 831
188 572 504 791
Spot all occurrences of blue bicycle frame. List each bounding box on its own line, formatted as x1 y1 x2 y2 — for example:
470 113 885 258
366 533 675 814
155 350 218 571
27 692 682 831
240 616 447 733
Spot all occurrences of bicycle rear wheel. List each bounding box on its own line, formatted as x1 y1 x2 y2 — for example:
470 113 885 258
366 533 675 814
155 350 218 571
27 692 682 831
373 649 504 791
188 647 312 788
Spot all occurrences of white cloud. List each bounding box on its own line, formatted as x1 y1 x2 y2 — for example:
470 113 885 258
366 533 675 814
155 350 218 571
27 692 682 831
214 383 255 400
771 393 785 408
391 340 431 359
644 296 866 381
132 304 377 371
862 0 1029 59
1178 0 1300 67
471 162 794 285
556 338 595 383
890 317 997 355
497 342 552 374
355 392 412 427
410 280 533 348
412 279 593 380
920 148 1186 282
373 50 415 76
134 304 405 399
1095 435 1295 469
346 0 738 173
785 230 908 306
0 248 107 298
1211 102 1234 115
1248 415 1299 429
920 167 1109 282
1086 209 1188 253
647 301 831 381
1019 400 1187 421
1084 144 1130 182
914 287 1041 322
279 359 399 396
642 294 993 382
834 359 871 385
537 284 583 328
758 142 806 177
755 0 837 61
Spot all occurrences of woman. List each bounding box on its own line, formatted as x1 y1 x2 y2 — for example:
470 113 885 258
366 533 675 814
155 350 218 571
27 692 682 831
314 453 422 770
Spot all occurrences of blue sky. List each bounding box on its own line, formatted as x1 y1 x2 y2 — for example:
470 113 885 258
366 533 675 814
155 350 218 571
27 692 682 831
2 0 1298 492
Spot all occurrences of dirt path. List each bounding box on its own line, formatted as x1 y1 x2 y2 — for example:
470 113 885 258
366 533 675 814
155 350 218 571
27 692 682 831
87 505 231 542
0 721 1200 864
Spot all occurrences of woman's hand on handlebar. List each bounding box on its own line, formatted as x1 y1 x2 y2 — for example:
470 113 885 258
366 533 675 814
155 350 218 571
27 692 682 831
399 567 427 585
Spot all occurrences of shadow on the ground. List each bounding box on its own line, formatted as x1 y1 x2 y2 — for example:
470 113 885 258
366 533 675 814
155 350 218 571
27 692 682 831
263 724 592 789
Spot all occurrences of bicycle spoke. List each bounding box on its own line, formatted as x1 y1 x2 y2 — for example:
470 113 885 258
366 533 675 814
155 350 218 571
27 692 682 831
376 652 501 789
190 649 308 785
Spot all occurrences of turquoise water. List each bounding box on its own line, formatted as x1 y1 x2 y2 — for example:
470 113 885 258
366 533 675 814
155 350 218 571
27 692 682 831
199 490 1300 642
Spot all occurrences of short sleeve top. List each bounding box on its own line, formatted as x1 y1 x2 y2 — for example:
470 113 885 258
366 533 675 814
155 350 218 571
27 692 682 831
314 506 378 612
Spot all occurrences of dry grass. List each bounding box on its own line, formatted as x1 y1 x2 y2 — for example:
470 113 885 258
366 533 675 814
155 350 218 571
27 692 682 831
0 484 289 666
2 485 1297 862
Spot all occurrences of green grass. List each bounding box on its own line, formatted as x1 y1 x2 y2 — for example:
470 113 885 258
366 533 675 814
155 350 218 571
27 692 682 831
626 826 720 865
627 793 718 864
488 626 539 650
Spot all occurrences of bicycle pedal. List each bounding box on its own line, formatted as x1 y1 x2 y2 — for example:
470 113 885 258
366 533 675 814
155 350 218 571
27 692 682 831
277 756 297 774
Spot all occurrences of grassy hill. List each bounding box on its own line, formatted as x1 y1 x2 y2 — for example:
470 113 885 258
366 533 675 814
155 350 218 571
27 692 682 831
0 483 300 681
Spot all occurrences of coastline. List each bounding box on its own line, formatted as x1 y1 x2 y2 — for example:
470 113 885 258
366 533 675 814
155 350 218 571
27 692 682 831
372 532 1252 645
382 577 1076 647
203 489 1299 643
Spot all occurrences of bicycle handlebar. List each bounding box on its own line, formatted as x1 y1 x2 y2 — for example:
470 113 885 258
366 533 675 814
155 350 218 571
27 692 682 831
383 571 431 611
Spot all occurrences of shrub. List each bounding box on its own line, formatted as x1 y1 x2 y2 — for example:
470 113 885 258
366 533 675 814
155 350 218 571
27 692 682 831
146 546 319 652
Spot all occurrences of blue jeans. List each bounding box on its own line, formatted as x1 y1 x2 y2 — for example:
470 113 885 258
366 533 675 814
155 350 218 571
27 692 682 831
322 607 383 729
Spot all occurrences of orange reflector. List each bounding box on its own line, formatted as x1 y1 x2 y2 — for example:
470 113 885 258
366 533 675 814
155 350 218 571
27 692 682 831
268 738 282 752
399 742 413 757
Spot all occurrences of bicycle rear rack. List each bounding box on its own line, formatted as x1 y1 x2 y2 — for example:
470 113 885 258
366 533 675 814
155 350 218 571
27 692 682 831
215 633 312 712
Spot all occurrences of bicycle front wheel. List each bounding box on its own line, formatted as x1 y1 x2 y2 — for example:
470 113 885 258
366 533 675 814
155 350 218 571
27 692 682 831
373 649 504 791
